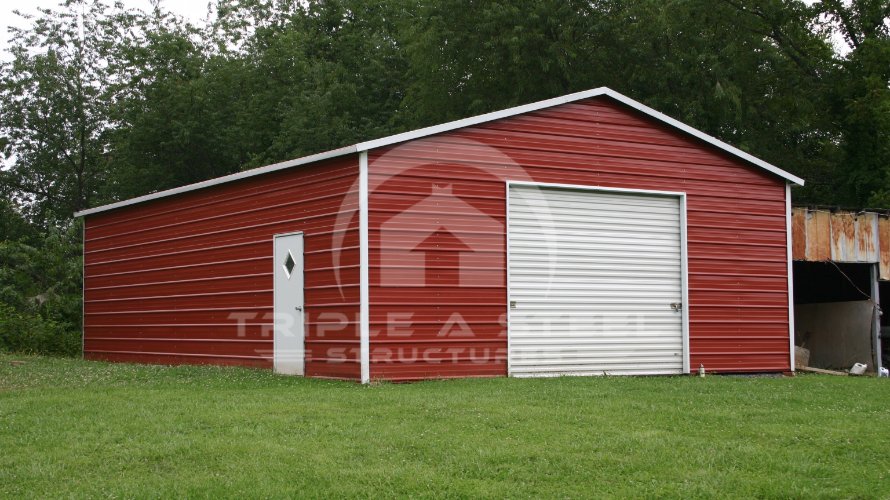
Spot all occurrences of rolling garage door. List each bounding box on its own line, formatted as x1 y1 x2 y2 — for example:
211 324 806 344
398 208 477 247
507 184 687 376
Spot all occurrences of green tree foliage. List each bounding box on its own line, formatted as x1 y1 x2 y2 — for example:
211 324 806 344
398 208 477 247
0 1 123 227
0 0 888 355
102 0 410 200
400 0 851 202
816 0 890 206
102 5 230 199
182 0 410 168
250 0 409 164
398 0 606 123
717 0 889 204
0 219 82 356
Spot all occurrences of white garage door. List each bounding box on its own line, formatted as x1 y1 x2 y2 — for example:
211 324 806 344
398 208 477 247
507 184 687 376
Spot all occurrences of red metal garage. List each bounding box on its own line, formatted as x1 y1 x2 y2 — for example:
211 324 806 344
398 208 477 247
76 87 804 382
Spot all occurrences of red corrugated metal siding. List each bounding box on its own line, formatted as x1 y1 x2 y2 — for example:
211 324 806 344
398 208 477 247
367 97 789 380
83 155 362 380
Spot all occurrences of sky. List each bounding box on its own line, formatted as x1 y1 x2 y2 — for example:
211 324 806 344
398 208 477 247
0 0 212 57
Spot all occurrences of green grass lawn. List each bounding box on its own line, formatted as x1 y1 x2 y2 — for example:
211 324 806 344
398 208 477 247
1 355 889 498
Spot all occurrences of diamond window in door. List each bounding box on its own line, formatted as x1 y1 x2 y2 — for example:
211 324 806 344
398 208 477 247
283 251 296 278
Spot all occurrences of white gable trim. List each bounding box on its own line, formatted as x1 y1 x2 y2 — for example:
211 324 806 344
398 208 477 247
355 87 803 186
75 87 803 217
598 89 803 185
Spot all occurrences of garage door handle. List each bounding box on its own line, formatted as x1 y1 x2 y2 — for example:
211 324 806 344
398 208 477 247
670 303 682 312
294 306 303 311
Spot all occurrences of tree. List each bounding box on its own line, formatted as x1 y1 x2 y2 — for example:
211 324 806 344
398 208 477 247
104 0 412 200
0 0 132 355
0 0 123 226
816 0 890 206
211 0 411 166
400 0 840 202
721 0 890 205
399 0 605 126
0 220 82 356
100 3 226 199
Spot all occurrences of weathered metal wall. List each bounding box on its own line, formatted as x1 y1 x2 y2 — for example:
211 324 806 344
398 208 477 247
83 155 361 379
368 96 791 380
791 207 890 280
795 301 876 371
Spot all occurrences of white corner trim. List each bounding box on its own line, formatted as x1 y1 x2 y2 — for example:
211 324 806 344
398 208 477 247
73 146 357 217
358 151 371 384
786 183 796 372
504 182 512 377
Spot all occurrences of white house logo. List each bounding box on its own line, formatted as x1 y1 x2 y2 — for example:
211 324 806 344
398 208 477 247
380 183 503 287
234 136 565 364
228 119 688 372
331 136 541 295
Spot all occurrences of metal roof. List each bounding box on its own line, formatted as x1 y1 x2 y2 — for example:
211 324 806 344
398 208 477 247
74 87 804 217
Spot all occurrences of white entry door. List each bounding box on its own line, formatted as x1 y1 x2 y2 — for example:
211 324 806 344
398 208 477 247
508 184 687 376
273 232 305 375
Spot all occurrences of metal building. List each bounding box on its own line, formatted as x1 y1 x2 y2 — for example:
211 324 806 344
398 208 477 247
75 87 804 382
791 207 887 373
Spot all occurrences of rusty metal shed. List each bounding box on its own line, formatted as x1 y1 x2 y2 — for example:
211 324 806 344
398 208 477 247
791 207 888 373
792 207 890 280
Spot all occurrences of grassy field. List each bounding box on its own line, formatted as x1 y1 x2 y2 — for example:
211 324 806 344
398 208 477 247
1 355 889 498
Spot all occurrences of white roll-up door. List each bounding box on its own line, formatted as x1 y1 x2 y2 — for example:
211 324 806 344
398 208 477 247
507 184 686 376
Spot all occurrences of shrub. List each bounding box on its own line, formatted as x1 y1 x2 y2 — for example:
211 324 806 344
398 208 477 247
0 303 81 356
0 220 82 357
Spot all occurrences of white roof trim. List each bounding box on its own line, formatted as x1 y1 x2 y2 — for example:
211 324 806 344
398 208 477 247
76 87 803 217
74 146 357 217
